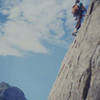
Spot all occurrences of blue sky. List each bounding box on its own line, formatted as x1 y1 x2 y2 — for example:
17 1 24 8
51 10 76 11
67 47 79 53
0 0 89 100
0 46 67 100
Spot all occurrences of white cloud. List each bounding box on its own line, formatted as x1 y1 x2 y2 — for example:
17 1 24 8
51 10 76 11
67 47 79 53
0 0 89 56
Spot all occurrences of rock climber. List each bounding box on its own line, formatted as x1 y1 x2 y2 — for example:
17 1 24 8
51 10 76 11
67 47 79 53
72 0 87 36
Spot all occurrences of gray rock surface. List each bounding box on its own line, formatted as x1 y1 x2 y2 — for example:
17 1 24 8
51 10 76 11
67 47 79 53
48 0 100 100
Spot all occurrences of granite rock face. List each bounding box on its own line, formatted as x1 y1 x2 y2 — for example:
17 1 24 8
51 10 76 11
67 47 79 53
48 0 100 100
0 82 27 100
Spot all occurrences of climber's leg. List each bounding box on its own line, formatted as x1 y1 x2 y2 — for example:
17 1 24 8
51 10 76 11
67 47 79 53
72 15 82 36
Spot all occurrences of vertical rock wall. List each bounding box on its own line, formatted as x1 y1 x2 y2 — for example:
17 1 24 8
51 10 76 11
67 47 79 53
48 0 100 100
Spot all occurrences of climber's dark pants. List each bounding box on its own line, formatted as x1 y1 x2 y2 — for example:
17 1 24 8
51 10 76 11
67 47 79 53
75 11 83 30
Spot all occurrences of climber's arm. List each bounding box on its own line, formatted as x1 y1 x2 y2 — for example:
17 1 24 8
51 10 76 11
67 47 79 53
82 6 87 12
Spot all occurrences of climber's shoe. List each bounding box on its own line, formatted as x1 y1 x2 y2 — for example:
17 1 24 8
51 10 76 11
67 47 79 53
72 32 77 36
72 29 78 36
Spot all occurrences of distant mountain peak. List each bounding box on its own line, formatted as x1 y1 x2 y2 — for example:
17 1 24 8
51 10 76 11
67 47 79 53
0 82 27 100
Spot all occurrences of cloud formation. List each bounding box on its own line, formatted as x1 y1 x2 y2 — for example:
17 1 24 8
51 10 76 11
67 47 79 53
0 0 89 56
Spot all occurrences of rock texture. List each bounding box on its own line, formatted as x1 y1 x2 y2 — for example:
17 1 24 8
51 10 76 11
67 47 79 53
0 82 27 100
48 0 100 100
